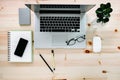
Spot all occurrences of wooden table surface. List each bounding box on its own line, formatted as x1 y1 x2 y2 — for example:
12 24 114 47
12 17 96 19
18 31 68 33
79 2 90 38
0 0 120 80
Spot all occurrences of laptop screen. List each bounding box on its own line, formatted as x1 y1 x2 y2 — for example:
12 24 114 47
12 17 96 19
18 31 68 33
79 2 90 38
26 4 95 13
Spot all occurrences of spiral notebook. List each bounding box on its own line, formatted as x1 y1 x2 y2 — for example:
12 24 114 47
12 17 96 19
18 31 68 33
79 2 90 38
8 31 32 62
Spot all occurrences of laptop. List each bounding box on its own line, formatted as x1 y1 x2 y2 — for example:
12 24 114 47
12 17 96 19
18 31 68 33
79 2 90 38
26 4 95 48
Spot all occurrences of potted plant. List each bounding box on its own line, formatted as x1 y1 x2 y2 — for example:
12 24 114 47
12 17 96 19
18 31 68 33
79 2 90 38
96 2 113 23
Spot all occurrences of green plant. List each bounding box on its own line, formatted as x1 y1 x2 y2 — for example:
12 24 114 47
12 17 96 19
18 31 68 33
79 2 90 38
96 2 113 23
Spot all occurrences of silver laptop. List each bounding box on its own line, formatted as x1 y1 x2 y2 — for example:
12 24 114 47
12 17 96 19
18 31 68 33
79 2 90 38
26 4 95 48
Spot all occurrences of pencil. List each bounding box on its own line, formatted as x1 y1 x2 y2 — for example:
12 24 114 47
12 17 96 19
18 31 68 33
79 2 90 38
39 54 54 73
51 50 55 71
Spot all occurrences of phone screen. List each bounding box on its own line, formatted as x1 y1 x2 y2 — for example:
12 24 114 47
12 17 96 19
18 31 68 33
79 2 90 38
14 38 28 57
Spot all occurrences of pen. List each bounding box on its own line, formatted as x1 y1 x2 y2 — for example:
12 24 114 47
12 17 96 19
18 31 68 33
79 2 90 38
39 54 54 73
51 50 55 71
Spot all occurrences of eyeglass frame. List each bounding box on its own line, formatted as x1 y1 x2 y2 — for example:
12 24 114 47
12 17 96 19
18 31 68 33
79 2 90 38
66 35 86 46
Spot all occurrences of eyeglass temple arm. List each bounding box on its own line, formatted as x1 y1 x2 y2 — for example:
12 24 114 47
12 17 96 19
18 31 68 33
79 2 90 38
80 35 86 39
66 38 74 45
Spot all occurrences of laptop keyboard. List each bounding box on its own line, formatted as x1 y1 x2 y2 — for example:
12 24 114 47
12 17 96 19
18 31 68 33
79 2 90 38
40 16 80 32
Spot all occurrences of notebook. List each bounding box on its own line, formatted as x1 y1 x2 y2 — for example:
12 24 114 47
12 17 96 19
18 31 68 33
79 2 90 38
8 31 32 62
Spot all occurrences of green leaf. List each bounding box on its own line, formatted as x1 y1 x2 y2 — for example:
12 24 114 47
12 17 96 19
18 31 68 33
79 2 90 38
104 14 110 18
97 18 102 23
109 8 113 13
100 4 106 9
103 18 109 23
106 2 111 8
97 13 104 18
96 8 103 14
106 8 113 13
97 19 101 23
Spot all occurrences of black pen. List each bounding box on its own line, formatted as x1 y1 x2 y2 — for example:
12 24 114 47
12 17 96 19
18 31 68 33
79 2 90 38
39 54 54 73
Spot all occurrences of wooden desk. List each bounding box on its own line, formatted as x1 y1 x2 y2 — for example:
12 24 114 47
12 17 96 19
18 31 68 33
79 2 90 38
0 0 120 80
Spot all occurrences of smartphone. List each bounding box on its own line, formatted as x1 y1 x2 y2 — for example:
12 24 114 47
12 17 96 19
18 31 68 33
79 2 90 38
14 38 28 57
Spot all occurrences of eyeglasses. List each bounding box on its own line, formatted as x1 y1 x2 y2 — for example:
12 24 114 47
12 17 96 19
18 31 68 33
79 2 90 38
66 35 86 46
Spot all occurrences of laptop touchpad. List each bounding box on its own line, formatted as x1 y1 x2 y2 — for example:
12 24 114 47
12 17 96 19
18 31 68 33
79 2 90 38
52 35 67 46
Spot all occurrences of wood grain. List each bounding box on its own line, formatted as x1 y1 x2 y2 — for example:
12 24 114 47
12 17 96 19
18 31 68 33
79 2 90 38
0 0 120 80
